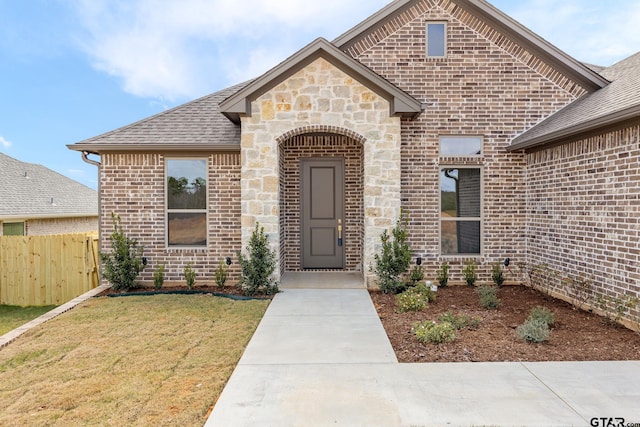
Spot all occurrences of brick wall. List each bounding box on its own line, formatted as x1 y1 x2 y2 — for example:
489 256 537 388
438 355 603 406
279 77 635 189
525 124 640 322
100 152 241 286
279 134 364 272
26 217 98 235
350 0 584 282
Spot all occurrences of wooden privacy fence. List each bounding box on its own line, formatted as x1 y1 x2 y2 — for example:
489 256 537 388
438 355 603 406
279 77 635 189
0 233 99 306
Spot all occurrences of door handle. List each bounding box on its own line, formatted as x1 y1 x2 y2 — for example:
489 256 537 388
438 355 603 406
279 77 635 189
338 219 343 247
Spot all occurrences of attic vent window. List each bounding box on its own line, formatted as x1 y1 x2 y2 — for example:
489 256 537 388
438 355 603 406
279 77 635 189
426 22 447 58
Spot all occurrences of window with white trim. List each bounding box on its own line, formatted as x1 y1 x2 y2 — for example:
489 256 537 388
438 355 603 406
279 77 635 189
166 158 207 247
440 167 482 255
440 136 482 156
426 22 447 58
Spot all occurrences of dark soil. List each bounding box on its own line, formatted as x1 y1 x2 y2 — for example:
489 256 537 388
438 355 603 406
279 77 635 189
97 285 269 299
370 285 640 363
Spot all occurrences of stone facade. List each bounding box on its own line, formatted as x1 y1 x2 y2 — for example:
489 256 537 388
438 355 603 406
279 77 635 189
240 57 402 282
525 124 640 322
100 152 241 285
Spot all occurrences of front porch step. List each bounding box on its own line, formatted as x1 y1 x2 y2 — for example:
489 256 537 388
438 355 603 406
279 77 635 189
280 272 364 289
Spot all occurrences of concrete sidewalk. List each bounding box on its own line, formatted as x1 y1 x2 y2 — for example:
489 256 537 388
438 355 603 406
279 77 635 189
205 284 640 427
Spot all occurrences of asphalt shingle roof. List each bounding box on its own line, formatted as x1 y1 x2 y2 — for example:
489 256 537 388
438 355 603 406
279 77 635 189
510 52 640 150
70 81 250 150
0 152 98 219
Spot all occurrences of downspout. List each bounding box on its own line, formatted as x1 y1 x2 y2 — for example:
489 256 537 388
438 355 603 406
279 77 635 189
80 150 103 286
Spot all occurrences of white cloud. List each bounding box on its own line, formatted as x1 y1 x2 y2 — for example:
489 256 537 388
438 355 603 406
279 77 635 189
71 0 388 101
0 136 11 149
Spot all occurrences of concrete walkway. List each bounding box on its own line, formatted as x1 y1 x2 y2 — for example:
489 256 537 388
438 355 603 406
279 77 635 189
206 274 640 427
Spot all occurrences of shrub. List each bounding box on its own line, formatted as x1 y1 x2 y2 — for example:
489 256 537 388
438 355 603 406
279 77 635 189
413 282 437 303
529 306 555 326
436 261 449 287
215 260 228 288
238 223 278 296
491 262 505 287
438 311 481 330
372 214 412 294
516 318 550 343
184 263 196 289
153 264 165 290
462 259 477 287
409 265 425 285
100 212 145 292
476 285 500 309
396 288 428 312
413 321 456 344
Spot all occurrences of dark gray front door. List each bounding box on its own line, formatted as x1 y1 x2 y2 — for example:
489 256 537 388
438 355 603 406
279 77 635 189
301 159 344 269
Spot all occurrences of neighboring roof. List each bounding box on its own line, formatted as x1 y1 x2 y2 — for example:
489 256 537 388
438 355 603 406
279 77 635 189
509 52 640 151
68 81 250 154
0 152 98 220
334 0 608 93
220 37 422 124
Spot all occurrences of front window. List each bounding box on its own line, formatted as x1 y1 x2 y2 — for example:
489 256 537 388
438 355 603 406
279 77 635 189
166 159 207 247
440 167 481 255
440 136 482 156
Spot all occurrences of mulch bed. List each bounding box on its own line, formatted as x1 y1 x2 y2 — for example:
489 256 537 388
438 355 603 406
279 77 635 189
96 286 270 299
370 285 640 363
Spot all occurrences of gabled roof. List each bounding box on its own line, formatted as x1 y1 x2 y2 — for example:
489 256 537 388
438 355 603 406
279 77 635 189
219 37 422 124
334 0 608 92
68 81 251 154
509 52 640 151
0 152 98 220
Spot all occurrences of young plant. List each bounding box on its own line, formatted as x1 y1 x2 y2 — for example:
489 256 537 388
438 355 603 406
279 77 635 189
529 306 555 326
100 212 145 292
438 311 481 330
516 318 550 343
215 260 228 288
476 285 500 309
491 262 505 287
462 259 477 287
153 263 165 290
396 288 428 313
413 282 437 303
371 213 412 294
413 321 456 344
409 264 425 285
436 261 449 288
238 222 278 296
184 263 196 290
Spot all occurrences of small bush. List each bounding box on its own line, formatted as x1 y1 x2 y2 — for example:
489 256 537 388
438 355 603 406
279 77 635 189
476 285 500 309
491 262 505 287
462 259 477 287
413 321 456 344
396 288 428 312
413 282 437 303
516 318 550 343
153 264 165 290
371 214 412 294
438 311 481 330
238 223 279 296
100 212 145 292
529 306 555 326
409 265 425 285
436 261 449 287
184 263 196 289
215 260 228 288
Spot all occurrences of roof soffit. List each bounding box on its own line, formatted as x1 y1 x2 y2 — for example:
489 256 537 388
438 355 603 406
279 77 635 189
219 37 422 123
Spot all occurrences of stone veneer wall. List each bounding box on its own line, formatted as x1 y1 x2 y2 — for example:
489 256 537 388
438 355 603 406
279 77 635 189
350 0 585 282
241 57 402 283
526 124 640 323
279 134 363 273
100 152 241 285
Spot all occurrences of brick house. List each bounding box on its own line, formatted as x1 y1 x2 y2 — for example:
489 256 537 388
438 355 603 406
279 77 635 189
68 0 639 321
0 152 98 236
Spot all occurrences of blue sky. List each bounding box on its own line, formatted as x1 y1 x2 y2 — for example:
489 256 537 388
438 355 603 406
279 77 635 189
1 0 639 190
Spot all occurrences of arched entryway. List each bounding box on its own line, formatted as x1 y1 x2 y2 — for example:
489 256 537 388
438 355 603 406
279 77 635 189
278 132 364 275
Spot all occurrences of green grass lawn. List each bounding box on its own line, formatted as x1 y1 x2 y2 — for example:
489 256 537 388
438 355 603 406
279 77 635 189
0 305 58 335
0 294 269 426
